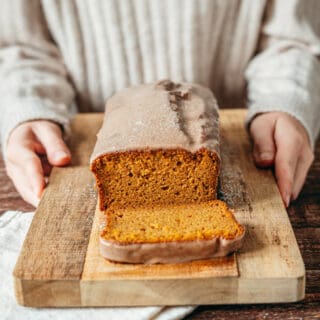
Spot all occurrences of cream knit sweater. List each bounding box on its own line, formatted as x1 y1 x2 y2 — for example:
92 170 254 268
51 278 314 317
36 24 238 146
0 0 320 155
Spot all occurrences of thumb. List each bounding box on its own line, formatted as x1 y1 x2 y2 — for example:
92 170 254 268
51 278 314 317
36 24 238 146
33 122 71 166
249 114 276 168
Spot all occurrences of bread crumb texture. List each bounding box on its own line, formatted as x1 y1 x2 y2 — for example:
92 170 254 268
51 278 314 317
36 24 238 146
101 200 244 243
91 148 219 211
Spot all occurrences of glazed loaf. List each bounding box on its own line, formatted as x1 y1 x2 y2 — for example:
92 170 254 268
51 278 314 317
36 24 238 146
90 80 220 211
90 80 244 264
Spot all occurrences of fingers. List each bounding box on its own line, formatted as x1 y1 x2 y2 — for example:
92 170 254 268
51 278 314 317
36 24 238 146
6 143 46 207
274 150 298 207
250 114 276 168
33 122 71 166
8 166 42 207
292 150 314 200
5 120 70 207
250 112 314 207
274 118 301 207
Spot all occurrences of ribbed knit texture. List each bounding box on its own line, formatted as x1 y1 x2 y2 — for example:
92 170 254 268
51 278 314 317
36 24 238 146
0 0 320 156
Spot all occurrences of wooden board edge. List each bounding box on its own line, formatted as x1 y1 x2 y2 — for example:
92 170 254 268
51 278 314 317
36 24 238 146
13 277 82 307
238 275 306 304
79 276 238 306
13 268 305 307
14 277 25 306
78 275 306 306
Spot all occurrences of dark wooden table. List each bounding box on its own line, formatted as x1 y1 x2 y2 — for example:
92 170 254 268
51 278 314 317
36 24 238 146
1 140 319 319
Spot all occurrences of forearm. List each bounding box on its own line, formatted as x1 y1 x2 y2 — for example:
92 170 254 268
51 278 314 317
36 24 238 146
0 0 75 158
246 46 320 149
245 0 320 150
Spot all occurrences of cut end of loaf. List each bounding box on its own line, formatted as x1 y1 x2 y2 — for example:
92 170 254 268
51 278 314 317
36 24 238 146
91 148 219 211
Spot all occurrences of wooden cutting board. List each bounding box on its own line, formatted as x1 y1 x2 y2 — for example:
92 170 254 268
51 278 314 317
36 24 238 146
13 110 305 307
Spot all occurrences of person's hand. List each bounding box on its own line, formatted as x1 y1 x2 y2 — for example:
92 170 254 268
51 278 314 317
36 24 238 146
249 112 314 207
5 120 71 207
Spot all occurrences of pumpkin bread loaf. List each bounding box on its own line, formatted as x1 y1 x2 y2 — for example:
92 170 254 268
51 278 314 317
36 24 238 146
90 80 244 264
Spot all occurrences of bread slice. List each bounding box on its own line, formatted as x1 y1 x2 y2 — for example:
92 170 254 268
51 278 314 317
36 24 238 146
100 200 245 264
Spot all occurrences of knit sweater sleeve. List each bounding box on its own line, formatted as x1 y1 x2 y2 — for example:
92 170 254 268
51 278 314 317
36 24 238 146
0 0 75 157
245 0 320 150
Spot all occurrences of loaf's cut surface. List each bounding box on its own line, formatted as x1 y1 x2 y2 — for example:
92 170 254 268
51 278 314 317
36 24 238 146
100 200 245 264
90 80 220 210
